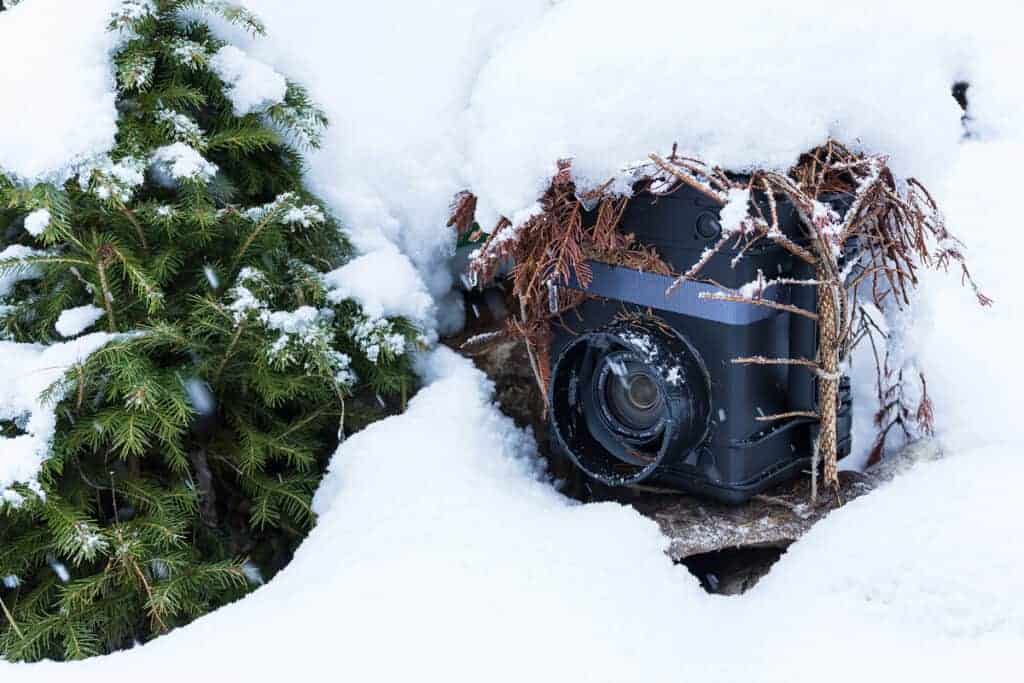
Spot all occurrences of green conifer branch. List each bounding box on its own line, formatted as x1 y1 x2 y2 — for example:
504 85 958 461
0 0 419 661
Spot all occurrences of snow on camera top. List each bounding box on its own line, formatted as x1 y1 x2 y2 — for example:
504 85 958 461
463 0 976 228
0 0 123 183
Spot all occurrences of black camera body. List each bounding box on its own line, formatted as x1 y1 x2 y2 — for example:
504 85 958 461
547 186 852 504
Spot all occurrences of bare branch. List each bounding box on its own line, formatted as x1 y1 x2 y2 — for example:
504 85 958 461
765 228 818 265
648 153 728 204
756 411 820 422
732 356 820 370
668 233 732 290
698 291 819 321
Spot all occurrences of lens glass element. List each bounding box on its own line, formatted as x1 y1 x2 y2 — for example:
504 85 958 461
627 373 659 410
602 360 665 434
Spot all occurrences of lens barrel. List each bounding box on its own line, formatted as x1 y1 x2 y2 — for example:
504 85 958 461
549 319 712 486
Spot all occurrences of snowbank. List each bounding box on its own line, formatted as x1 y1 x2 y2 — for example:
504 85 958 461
0 0 121 182
5 347 1019 682
911 140 1024 452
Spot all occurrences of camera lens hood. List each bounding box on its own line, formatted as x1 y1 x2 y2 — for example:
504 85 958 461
548 318 712 487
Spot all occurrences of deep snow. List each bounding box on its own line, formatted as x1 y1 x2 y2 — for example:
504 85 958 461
5 344 1021 682
2 0 1023 680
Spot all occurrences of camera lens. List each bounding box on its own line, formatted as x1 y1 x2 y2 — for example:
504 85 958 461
604 366 664 433
548 320 712 487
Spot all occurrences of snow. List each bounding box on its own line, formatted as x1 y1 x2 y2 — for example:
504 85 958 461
243 192 325 227
206 0 556 310
169 37 207 70
323 246 436 330
156 108 206 148
0 0 122 183
263 305 327 336
3 0 1024 679
202 265 220 289
5 348 1022 682
54 304 106 338
720 188 752 235
183 378 216 417
281 204 326 229
77 155 147 202
22 209 50 237
208 44 288 116
347 315 406 364
910 139 1024 456
0 333 120 506
47 559 70 584
0 245 42 299
150 143 219 184
109 0 156 26
462 1 975 229
224 270 357 385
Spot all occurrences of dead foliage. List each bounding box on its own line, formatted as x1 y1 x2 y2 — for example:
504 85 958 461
458 140 988 500
467 160 672 393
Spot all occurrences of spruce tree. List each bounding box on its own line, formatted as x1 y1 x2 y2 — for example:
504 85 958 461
0 0 416 661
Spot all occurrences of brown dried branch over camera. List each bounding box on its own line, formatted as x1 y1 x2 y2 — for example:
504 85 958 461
466 160 670 400
648 153 729 204
756 411 820 423
458 139 987 499
647 140 989 497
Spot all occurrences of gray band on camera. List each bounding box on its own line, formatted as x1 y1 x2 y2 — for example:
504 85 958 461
561 261 789 326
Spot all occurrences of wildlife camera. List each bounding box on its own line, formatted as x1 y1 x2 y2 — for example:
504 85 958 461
548 186 853 504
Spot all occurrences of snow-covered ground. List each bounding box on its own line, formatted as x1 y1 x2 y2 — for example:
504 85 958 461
2 0 1022 680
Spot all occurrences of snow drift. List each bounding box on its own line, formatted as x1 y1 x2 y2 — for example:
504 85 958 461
6 345 1021 682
